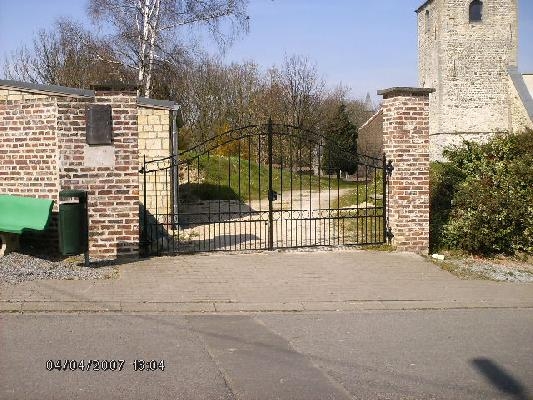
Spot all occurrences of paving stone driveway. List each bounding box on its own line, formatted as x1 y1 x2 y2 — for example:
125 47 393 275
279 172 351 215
1 250 532 312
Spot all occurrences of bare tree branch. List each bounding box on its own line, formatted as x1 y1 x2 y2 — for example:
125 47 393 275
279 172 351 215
88 0 249 97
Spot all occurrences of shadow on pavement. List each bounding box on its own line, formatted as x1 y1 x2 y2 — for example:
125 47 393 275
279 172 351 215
471 358 531 400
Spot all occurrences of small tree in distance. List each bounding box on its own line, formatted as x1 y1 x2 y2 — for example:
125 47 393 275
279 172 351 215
321 104 358 175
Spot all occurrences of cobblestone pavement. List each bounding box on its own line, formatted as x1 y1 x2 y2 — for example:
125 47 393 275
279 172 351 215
1 250 532 313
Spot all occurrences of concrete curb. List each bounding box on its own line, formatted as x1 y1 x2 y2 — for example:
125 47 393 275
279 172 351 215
1 300 532 314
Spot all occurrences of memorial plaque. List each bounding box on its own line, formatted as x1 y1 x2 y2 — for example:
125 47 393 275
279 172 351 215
86 105 113 145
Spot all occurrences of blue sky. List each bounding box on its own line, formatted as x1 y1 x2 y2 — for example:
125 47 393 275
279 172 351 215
1 0 532 101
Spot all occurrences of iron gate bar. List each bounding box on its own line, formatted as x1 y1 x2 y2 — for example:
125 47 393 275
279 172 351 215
238 140 241 250
288 133 293 247
207 150 211 251
280 126 284 248
382 154 387 244
227 151 230 249
308 135 312 246
268 119 274 250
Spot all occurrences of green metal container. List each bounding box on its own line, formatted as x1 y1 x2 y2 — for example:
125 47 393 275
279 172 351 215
59 190 88 256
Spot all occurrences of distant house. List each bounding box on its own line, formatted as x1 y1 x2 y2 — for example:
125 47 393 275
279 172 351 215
358 109 383 160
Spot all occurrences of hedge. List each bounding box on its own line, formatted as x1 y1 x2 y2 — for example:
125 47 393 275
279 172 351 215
430 129 533 255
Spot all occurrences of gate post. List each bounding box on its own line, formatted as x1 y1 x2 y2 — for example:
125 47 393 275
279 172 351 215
378 87 434 254
267 118 274 250
141 154 149 256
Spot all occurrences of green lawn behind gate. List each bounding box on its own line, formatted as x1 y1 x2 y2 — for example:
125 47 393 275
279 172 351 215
333 171 386 244
336 171 384 209
182 154 357 201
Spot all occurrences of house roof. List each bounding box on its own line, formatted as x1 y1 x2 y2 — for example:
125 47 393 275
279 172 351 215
0 79 94 98
137 97 179 110
359 109 383 131
508 68 533 121
0 79 179 110
415 0 434 13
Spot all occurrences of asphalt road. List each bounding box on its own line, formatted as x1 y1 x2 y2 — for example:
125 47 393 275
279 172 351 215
1 309 532 400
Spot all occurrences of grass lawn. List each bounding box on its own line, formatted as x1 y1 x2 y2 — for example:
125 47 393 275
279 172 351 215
333 171 386 244
181 154 357 201
336 171 384 209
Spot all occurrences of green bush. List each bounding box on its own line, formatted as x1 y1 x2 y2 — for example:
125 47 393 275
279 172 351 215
429 161 464 253
430 129 533 255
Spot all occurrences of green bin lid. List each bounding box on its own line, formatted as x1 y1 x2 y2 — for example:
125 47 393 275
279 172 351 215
59 189 87 199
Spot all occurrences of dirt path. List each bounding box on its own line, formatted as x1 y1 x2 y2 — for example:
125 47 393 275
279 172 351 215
248 187 353 214
174 188 354 252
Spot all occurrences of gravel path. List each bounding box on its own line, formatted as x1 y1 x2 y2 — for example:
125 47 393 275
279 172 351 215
0 252 118 285
176 188 356 251
434 255 533 283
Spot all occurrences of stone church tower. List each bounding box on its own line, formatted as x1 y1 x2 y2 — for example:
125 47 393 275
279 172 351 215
416 0 532 159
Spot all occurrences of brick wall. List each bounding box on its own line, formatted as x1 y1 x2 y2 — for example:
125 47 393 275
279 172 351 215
0 92 60 199
1 85 141 260
0 90 51 102
0 90 61 251
57 90 140 259
379 87 433 254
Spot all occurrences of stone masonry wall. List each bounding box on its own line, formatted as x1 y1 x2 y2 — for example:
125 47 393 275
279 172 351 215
417 0 519 160
138 106 172 225
418 0 440 135
379 87 432 254
138 107 170 160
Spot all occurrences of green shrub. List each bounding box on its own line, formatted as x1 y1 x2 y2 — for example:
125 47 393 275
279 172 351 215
429 161 465 252
434 130 533 255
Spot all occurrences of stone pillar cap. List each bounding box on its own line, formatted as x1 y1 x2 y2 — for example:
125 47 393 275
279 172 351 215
378 87 435 98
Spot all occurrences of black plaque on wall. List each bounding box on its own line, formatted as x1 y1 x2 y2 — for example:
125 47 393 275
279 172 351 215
86 105 113 145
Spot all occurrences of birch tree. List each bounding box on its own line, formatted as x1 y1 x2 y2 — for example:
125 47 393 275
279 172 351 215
88 0 249 97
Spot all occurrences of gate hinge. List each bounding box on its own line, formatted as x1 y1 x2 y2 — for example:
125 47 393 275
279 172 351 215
386 227 394 244
386 160 394 178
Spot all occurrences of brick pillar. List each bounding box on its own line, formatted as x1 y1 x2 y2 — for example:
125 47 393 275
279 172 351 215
378 87 434 254
57 85 139 260
89 86 139 259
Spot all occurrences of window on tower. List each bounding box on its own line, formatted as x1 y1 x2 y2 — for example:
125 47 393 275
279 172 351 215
469 0 483 22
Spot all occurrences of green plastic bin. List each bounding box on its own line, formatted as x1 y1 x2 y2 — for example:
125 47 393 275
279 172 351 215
59 190 88 256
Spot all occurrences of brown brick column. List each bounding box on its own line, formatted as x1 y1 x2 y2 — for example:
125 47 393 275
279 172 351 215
91 87 139 259
58 86 140 260
378 87 434 254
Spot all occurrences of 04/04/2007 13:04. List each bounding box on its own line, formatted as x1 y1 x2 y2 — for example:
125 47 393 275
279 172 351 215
45 359 166 372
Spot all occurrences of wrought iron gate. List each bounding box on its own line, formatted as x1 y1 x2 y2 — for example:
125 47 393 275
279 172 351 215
140 121 389 255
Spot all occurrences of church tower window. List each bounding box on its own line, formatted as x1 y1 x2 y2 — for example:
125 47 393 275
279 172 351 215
469 0 483 22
